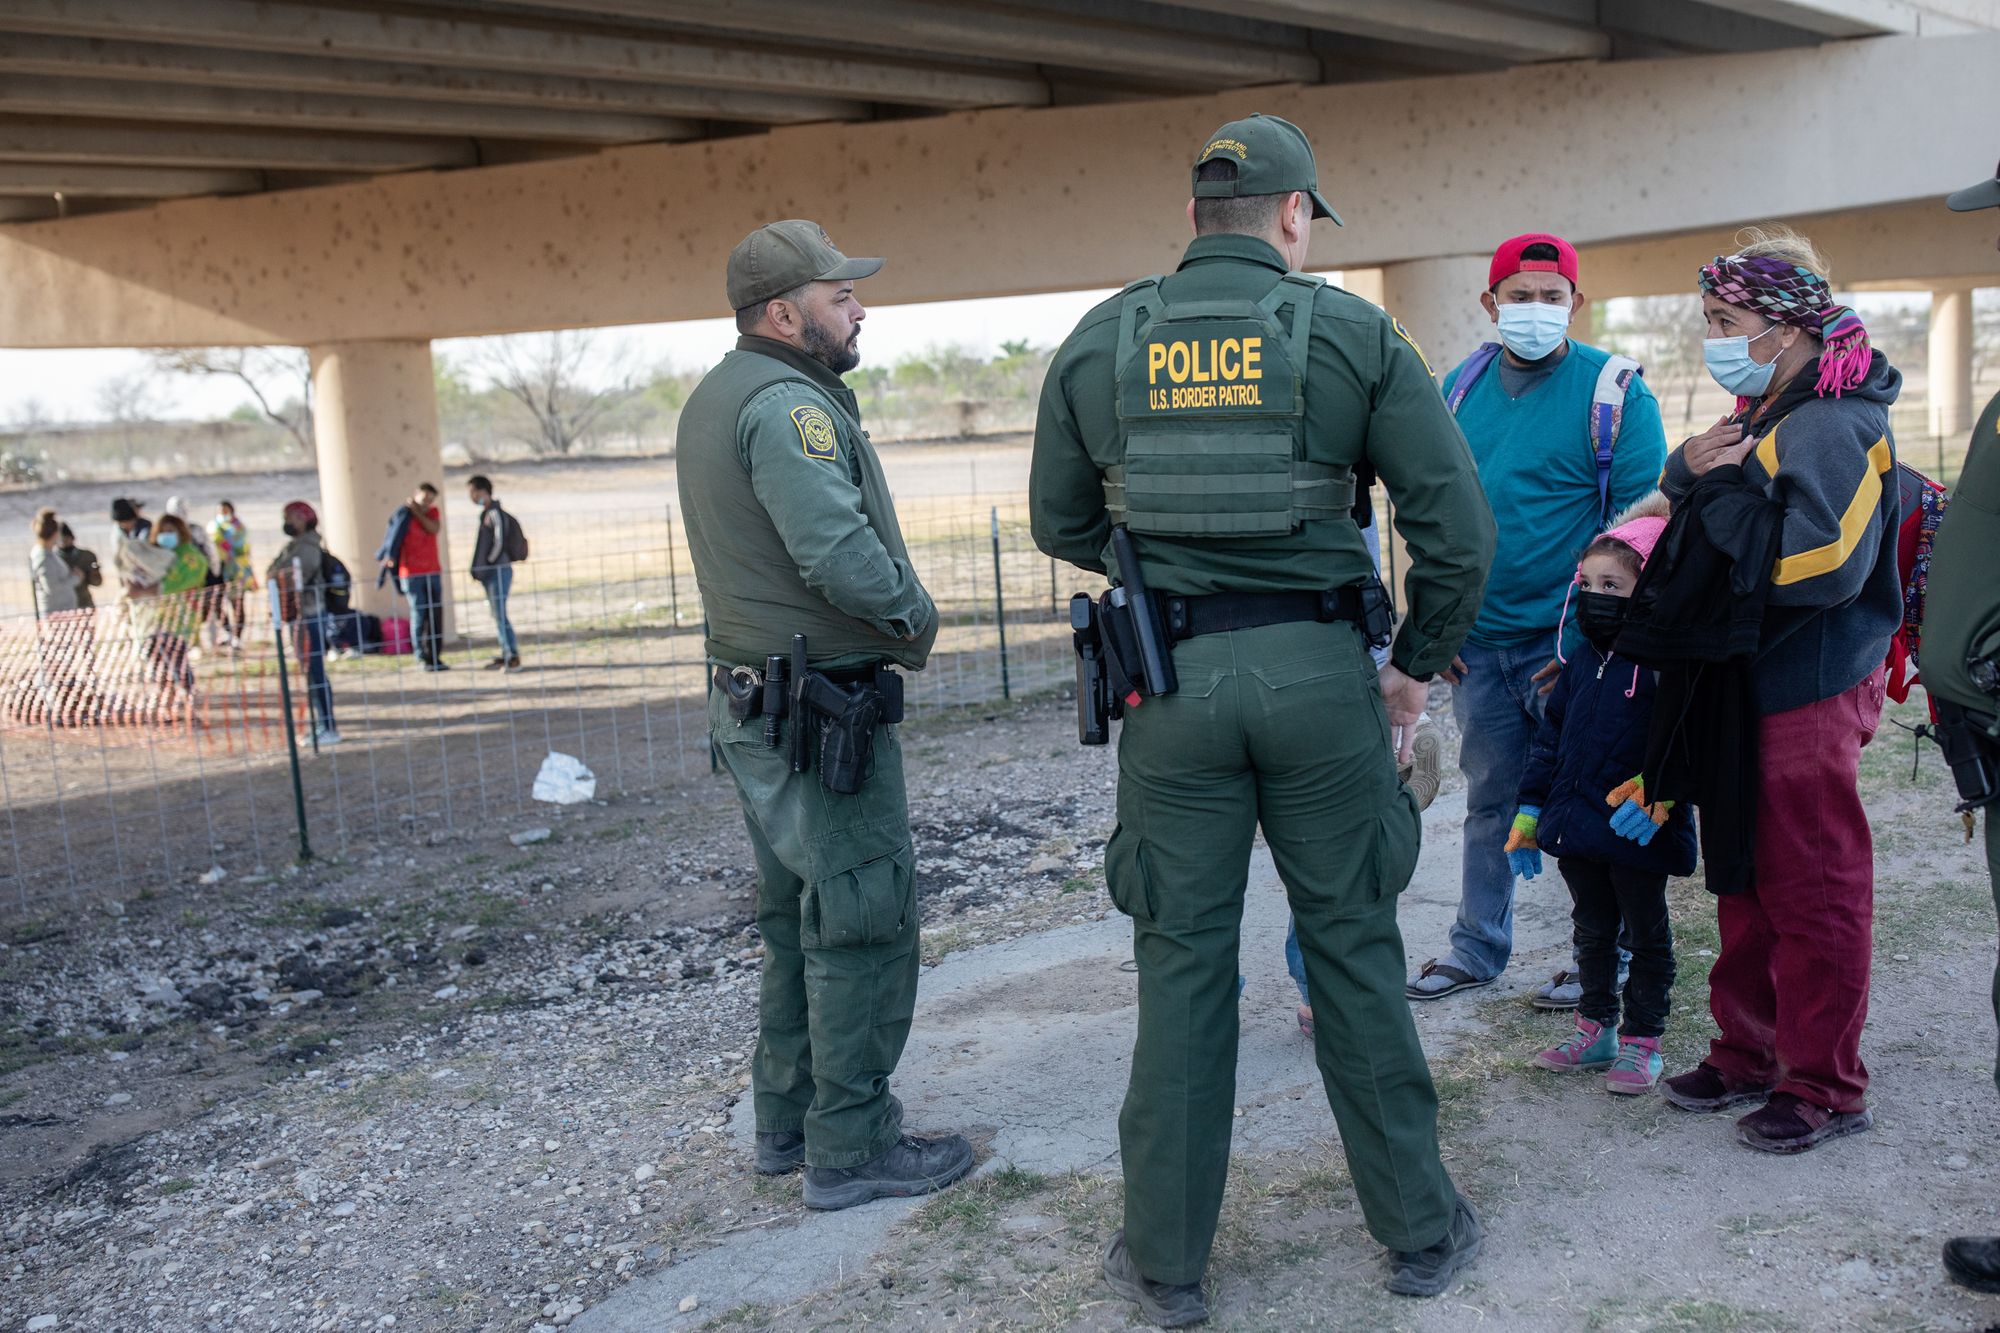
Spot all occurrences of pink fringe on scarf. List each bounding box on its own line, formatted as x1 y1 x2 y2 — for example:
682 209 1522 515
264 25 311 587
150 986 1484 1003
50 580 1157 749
1814 305 1871 397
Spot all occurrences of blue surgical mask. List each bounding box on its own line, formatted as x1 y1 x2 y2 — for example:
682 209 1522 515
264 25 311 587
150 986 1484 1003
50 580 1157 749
157 533 180 550
1495 301 1572 361
1703 324 1780 397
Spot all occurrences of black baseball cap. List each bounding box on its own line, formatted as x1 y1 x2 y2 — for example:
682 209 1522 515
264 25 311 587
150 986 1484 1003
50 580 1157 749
111 497 142 522
1947 158 2000 212
1192 114 1343 225
726 220 883 310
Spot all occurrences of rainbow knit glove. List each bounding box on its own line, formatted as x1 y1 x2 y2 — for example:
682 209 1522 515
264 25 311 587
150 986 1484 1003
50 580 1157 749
1503 806 1542 881
1606 777 1674 847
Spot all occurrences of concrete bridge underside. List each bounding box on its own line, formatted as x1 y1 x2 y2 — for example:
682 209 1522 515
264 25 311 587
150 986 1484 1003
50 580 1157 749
0 30 1994 613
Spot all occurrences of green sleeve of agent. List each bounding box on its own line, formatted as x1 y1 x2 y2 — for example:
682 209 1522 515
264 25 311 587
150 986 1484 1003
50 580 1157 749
1365 316 1497 678
738 385 935 641
1029 337 1112 575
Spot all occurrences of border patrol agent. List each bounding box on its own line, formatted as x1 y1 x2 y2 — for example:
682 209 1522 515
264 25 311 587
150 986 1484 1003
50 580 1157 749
1934 158 2000 1296
1031 116 1497 1324
676 220 974 1211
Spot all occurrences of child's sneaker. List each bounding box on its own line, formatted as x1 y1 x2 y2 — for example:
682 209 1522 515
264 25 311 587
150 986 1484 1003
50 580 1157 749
1605 1036 1663 1095
1531 1016 1616 1072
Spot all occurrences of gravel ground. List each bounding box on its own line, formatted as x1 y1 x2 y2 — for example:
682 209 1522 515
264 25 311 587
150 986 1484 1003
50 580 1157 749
0 693 1124 1332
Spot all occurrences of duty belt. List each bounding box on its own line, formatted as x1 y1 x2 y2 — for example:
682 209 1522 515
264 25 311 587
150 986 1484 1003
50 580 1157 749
712 660 892 693
1161 586 1378 644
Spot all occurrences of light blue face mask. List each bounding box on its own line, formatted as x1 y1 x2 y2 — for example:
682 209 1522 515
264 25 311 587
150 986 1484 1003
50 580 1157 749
157 532 180 550
1703 323 1780 397
1495 301 1572 361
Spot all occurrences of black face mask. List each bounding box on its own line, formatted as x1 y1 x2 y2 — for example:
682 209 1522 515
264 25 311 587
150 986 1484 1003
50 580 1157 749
1575 591 1629 646
282 522 299 538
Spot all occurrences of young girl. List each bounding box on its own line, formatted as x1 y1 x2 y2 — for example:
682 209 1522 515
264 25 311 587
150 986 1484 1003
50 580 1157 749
1505 496 1696 1093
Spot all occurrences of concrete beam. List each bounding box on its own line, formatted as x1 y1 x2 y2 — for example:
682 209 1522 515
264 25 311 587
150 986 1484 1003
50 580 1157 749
0 0 1049 109
0 198 57 222
1693 0 1916 36
0 121 477 173
0 163 261 198
0 75 700 145
522 0 1320 88
1576 199 2000 298
0 33 1993 346
0 34 870 126
1160 0 1609 61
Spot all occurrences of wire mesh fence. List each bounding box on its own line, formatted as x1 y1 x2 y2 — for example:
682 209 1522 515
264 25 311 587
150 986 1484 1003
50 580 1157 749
0 496 1092 919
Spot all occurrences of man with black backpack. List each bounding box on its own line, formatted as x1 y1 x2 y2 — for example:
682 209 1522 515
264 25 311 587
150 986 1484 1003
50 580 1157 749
467 474 524 672
267 500 339 747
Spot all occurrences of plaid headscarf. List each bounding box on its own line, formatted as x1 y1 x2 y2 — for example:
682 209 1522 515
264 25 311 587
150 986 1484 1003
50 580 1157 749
1697 252 1872 398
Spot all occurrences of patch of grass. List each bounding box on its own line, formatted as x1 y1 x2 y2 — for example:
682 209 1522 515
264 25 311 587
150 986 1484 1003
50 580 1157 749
1059 876 1092 895
467 891 523 928
157 1177 196 1196
1715 1210 1817 1259
920 924 979 965
912 1165 1051 1234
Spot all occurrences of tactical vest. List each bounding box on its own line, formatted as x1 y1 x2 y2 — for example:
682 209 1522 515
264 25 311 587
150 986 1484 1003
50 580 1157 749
1108 271 1355 537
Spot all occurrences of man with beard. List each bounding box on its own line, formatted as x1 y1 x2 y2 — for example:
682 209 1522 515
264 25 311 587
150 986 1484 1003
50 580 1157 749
675 220 973 1210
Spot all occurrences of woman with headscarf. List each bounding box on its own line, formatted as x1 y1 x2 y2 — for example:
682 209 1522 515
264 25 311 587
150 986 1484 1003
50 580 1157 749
1654 226 1903 1155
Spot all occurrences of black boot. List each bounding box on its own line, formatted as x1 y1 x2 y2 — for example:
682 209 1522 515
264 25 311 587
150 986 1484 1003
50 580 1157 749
1386 1190 1482 1297
1944 1236 2000 1293
1102 1230 1208 1328
801 1132 973 1210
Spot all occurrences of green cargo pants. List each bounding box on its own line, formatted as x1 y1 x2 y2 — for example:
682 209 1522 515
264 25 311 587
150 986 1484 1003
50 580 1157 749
1107 619 1456 1286
709 687 919 1169
1988 810 1998 1095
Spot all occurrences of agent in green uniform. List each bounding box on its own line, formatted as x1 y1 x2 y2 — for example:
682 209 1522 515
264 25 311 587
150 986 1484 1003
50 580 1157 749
1031 116 1497 1325
676 219 974 1211
1934 158 2000 1296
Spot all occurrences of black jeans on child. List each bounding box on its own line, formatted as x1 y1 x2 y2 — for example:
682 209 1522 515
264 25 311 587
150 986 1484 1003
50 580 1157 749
1557 857 1675 1038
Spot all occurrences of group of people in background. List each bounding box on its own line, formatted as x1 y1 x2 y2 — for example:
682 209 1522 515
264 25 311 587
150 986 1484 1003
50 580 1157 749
18 476 528 744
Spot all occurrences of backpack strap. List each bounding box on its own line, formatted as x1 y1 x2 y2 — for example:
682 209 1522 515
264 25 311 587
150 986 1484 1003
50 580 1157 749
1589 354 1643 529
1257 271 1326 374
1444 343 1503 414
1115 276 1165 357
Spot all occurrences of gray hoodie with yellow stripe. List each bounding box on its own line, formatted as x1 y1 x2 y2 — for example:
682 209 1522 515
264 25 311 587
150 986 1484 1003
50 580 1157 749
1662 351 1903 715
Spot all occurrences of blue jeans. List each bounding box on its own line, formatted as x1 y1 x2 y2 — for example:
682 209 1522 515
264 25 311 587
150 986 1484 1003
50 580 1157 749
302 614 334 733
481 565 519 660
405 571 443 665
1284 918 1309 1004
1446 636 1552 980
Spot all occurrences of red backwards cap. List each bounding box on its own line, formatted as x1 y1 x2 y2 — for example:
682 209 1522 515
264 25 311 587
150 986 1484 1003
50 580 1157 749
1488 233 1579 290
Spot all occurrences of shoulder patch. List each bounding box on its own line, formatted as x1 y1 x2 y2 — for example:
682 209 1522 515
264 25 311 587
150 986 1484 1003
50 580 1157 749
1391 318 1433 376
789 404 838 461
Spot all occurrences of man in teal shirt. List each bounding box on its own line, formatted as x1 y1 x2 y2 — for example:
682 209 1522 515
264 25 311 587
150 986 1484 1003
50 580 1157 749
1405 234 1668 1005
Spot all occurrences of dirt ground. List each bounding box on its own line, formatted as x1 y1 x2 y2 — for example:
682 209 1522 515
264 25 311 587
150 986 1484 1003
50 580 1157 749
3 684 1998 1333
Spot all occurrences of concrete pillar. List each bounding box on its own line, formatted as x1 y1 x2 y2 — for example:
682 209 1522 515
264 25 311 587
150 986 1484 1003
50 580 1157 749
308 339 449 623
1375 254 1491 623
1929 285 1975 439
1337 266 1385 309
1378 254 1494 381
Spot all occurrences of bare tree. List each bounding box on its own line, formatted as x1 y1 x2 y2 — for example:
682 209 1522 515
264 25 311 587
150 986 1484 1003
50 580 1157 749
1600 295 1706 431
96 369 162 471
474 330 641 456
148 347 314 455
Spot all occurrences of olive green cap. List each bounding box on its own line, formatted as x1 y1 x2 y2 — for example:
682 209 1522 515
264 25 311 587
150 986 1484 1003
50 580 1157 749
1191 114 1342 226
1946 158 2000 212
726 219 883 310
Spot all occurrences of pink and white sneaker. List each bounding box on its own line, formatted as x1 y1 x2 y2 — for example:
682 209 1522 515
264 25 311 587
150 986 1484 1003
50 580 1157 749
1605 1036 1663 1095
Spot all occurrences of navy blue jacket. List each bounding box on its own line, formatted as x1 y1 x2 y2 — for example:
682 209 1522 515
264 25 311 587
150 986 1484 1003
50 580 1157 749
1517 644 1698 877
373 507 412 589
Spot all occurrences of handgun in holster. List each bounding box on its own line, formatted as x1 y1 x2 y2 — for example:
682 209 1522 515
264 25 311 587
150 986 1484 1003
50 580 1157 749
1931 697 2000 813
782 633 906 795
1070 593 1120 746
1355 577 1395 651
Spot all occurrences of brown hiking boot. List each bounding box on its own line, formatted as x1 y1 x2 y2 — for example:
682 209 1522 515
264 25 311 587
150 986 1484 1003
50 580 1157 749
1103 1231 1209 1327
1660 1063 1772 1113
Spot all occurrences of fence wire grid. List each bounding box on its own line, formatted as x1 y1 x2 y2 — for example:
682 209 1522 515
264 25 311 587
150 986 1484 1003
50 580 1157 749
1 496 1087 919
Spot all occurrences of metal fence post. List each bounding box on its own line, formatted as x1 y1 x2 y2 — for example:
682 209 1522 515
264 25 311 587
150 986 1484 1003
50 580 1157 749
990 507 1010 700
666 504 682 625
268 585 313 864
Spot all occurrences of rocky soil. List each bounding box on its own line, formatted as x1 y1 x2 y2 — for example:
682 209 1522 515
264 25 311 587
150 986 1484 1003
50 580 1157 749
0 695 1122 1332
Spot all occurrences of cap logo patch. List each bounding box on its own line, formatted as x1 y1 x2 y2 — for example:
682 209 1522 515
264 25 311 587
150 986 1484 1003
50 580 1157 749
791 404 838 460
1199 138 1249 163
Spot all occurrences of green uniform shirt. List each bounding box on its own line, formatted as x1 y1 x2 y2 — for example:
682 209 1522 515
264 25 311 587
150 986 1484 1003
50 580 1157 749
1923 386 2000 714
677 336 937 671
1030 234 1495 679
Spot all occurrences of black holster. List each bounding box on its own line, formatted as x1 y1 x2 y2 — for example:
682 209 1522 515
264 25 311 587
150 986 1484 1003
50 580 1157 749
1932 699 2000 813
797 665 905 795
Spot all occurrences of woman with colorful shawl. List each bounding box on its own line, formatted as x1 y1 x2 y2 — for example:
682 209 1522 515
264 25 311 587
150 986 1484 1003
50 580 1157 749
1654 226 1904 1155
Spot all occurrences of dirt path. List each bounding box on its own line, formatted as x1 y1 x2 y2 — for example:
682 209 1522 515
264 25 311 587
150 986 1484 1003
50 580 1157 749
3 693 1997 1333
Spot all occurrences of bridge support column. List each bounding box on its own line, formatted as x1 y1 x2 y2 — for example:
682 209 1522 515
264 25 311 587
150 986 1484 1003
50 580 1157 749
309 340 449 626
1929 284 1975 441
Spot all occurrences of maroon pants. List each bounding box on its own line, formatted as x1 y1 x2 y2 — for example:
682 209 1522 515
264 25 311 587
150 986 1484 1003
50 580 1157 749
1705 667 1885 1113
